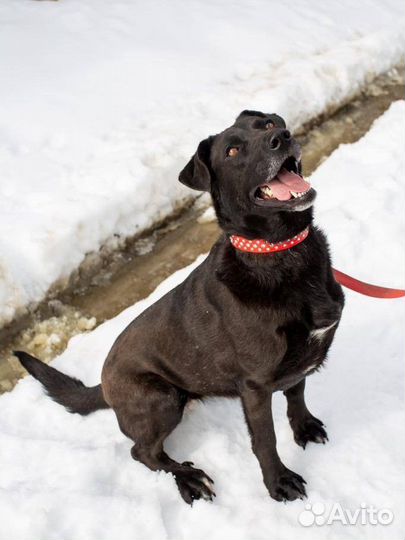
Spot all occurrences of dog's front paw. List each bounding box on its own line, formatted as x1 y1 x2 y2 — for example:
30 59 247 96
269 467 307 502
292 415 328 449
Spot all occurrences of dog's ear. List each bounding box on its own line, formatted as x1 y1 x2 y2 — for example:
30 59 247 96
235 110 266 121
236 110 286 128
179 136 214 192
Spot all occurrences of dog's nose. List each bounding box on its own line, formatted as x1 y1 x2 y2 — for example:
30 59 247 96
267 128 291 151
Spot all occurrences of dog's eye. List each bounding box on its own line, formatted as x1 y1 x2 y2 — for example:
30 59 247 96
226 147 239 157
265 121 275 129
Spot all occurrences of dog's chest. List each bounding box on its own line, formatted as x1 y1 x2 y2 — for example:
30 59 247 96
269 326 334 392
269 296 341 390
308 321 338 341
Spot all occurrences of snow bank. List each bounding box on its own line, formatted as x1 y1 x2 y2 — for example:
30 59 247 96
1 0 404 327
0 102 404 539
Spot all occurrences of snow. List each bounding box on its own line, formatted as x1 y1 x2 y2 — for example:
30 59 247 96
1 0 405 327
0 102 404 539
314 101 405 289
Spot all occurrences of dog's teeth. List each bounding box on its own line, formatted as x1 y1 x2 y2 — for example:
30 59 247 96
261 186 274 199
291 191 308 198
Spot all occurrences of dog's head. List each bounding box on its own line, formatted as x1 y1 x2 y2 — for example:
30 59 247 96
179 110 316 238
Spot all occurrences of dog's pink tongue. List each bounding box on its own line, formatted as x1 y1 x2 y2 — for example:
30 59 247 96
267 179 291 200
268 168 310 201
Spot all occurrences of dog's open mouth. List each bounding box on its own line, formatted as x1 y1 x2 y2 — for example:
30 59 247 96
255 156 311 202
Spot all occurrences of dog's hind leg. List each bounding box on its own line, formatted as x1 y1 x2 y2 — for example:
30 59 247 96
111 374 215 504
284 378 328 449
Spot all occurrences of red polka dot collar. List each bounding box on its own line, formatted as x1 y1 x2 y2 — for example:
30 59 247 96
229 226 309 254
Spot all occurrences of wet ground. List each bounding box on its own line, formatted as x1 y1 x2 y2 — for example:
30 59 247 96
0 66 403 392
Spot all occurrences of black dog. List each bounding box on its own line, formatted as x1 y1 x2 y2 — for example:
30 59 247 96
16 110 344 504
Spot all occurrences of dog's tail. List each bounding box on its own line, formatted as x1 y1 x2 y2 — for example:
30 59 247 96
14 351 109 415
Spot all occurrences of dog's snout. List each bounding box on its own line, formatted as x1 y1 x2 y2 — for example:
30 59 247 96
267 128 291 151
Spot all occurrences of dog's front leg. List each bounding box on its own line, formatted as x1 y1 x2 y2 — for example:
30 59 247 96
241 382 307 502
284 378 328 449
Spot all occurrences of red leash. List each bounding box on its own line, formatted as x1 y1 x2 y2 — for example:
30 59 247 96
332 268 405 299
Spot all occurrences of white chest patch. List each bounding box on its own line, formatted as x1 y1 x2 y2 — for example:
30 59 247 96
304 363 319 374
309 321 338 342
